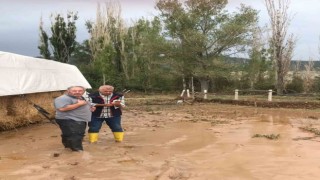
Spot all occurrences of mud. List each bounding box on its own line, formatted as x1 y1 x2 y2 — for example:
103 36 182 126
1 103 320 180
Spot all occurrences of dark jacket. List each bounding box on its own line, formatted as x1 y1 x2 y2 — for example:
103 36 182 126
89 92 123 117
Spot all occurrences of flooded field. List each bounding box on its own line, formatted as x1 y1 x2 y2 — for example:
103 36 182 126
1 103 320 180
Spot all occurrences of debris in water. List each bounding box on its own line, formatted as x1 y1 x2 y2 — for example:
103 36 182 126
252 134 280 140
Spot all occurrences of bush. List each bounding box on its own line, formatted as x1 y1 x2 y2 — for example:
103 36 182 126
212 76 237 93
254 79 275 90
286 76 304 93
311 77 320 93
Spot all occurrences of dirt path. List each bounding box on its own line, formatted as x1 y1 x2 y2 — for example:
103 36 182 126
1 103 320 180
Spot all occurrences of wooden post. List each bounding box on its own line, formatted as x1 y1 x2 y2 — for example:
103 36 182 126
268 89 272 101
191 76 195 99
187 89 190 98
204 89 207 99
180 89 185 97
235 89 239 100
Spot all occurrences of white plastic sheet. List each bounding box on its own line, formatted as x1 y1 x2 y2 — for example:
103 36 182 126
0 51 91 96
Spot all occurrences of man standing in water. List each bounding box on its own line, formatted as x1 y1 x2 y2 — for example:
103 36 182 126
88 85 125 143
54 86 94 152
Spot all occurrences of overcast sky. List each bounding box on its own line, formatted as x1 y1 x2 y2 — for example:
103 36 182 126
1 0 320 60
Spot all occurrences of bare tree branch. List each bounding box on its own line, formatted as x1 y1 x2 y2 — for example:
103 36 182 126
265 0 296 95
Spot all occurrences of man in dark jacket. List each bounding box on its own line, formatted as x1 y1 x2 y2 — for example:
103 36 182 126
88 85 125 143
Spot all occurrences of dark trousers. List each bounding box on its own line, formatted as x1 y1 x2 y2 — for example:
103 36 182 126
55 119 86 151
88 116 123 133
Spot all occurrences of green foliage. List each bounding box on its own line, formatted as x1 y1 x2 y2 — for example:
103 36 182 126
248 50 269 81
83 11 169 91
156 0 259 92
78 64 101 91
211 76 236 93
37 2 287 94
123 17 170 92
286 76 304 93
77 44 119 90
50 12 78 63
38 21 51 59
79 58 125 91
151 69 179 92
242 47 275 90
311 77 320 93
38 12 78 63
70 40 92 65
95 45 125 89
254 78 275 90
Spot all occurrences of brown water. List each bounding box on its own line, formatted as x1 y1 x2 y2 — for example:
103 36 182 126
1 104 320 180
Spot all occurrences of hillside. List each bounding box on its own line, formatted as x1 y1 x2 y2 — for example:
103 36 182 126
224 56 320 70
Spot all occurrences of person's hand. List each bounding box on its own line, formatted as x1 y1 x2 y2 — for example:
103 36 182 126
112 100 121 107
77 99 87 106
90 106 96 112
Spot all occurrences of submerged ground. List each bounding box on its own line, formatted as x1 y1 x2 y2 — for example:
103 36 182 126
1 101 320 180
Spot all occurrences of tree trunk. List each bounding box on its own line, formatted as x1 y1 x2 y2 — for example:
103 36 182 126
191 76 195 99
182 76 186 90
276 72 284 95
199 78 210 93
103 74 106 85
265 0 295 96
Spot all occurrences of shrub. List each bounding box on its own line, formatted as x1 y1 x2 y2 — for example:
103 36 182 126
286 76 304 93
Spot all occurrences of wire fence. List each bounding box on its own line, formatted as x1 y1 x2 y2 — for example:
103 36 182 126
189 89 320 103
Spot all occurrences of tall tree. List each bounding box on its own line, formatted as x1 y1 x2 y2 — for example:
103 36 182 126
38 12 78 63
156 0 258 92
246 26 273 89
70 41 92 65
302 58 315 93
265 0 296 95
38 17 51 59
86 2 128 87
127 17 169 92
86 3 112 62
50 12 78 63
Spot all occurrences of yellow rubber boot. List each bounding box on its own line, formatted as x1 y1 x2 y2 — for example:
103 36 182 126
113 132 124 142
89 133 99 143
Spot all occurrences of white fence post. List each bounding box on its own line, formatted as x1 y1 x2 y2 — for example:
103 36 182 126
187 89 190 98
235 89 239 100
268 89 272 101
204 89 207 99
180 89 185 97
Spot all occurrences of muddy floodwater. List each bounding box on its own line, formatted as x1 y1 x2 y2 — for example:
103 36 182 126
1 103 320 180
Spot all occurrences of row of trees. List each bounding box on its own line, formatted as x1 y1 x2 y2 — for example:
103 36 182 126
38 0 311 95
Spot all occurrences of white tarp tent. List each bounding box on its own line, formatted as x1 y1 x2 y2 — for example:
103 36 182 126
0 51 91 96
